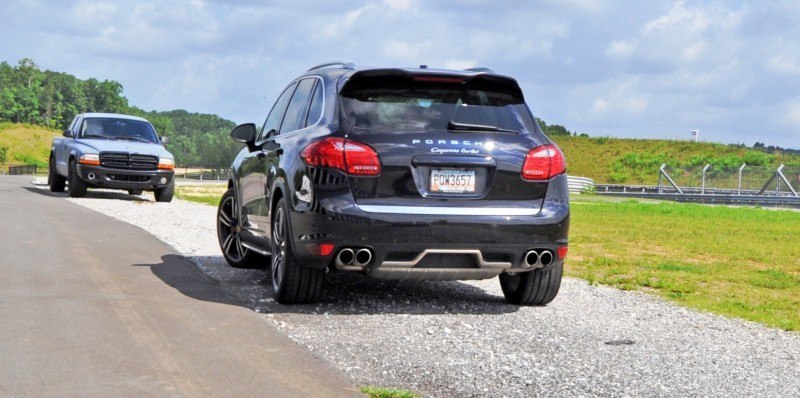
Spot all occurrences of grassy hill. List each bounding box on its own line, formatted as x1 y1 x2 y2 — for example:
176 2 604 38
0 123 60 170
551 136 800 184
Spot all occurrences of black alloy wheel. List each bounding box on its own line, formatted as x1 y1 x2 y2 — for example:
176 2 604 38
217 188 262 268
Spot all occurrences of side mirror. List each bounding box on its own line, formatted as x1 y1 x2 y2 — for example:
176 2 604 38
160 136 170 144
230 123 257 144
62 130 74 138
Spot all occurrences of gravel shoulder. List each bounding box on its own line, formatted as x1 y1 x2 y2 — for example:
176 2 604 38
60 186 800 397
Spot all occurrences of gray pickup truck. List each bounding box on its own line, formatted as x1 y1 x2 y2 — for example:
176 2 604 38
48 113 176 202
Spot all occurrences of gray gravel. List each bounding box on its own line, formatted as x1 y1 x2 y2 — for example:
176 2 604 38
60 186 800 397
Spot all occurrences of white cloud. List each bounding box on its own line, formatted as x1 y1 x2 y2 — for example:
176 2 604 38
606 40 634 58
443 59 477 70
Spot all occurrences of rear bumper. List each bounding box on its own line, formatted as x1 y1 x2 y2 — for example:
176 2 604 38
288 174 570 279
76 164 174 190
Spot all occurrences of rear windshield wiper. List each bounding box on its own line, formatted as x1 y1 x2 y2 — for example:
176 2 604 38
447 121 518 134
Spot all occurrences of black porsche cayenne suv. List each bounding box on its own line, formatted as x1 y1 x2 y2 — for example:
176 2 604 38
217 62 569 305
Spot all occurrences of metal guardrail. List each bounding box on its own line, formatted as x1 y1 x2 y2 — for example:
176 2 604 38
567 176 595 194
599 162 800 207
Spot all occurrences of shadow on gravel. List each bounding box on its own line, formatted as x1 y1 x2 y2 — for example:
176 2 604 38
24 186 149 202
153 254 521 316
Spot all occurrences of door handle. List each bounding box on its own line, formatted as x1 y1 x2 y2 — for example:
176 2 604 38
276 148 284 156
256 152 266 159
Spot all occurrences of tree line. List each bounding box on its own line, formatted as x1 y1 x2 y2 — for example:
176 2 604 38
0 58 241 169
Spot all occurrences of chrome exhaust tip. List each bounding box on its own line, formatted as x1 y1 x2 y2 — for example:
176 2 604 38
335 248 355 267
524 250 540 267
87 173 96 180
539 250 554 267
354 248 372 267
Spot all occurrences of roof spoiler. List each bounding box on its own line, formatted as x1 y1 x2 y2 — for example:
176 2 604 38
340 68 524 101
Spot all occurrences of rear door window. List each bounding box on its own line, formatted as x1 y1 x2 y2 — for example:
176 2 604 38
279 78 316 134
259 82 297 140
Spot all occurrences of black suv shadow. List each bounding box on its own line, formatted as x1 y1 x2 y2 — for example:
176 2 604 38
139 254 521 316
24 186 149 202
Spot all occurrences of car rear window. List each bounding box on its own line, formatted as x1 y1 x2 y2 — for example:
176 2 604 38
340 77 537 133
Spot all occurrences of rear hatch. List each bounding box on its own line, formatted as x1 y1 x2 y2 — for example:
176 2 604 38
339 69 551 212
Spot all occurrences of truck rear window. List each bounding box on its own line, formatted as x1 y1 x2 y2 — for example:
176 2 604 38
340 77 537 132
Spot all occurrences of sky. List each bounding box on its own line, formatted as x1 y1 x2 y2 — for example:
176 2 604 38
2 0 800 148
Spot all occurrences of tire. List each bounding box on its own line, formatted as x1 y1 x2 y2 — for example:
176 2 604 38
499 263 563 305
154 180 174 202
128 189 143 196
270 197 323 304
216 188 265 269
67 159 88 198
48 157 66 193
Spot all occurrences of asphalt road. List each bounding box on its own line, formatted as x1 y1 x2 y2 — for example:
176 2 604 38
0 176 357 397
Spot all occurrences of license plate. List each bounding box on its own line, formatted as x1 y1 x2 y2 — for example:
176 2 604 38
430 169 476 193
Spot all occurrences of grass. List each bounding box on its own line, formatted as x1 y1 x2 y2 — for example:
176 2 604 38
360 386 418 398
0 123 60 170
174 183 226 206
567 197 800 331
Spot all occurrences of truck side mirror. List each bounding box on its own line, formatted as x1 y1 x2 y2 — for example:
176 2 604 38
160 136 170 144
62 130 74 138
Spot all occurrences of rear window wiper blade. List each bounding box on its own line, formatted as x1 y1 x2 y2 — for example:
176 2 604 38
447 121 518 134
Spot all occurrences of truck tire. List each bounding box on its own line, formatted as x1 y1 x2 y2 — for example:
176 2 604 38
216 188 265 269
270 197 323 304
499 263 563 305
48 157 66 193
154 180 174 202
128 189 143 196
67 160 88 198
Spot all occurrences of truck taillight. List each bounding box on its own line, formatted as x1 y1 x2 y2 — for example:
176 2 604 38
301 137 381 176
521 144 566 181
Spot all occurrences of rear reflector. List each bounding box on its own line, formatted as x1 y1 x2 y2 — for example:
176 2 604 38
521 144 566 181
306 243 335 256
557 246 568 259
301 137 381 176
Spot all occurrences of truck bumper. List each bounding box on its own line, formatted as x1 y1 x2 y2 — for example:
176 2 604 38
76 164 174 190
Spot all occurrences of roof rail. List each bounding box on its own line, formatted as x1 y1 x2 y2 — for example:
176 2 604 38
464 67 495 73
308 61 355 71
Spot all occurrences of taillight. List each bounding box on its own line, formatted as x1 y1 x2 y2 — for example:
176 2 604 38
521 144 566 181
301 137 381 176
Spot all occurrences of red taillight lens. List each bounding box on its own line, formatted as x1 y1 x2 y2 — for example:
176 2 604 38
557 246 568 259
521 144 566 181
300 137 381 176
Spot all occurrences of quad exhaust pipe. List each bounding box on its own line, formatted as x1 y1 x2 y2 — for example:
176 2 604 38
355 248 372 267
524 249 554 268
335 248 355 267
335 247 373 269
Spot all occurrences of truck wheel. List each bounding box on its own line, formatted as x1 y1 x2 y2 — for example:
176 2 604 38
217 188 265 269
128 189 143 196
154 180 174 202
499 263 563 305
67 160 88 198
48 157 66 193
271 197 323 304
